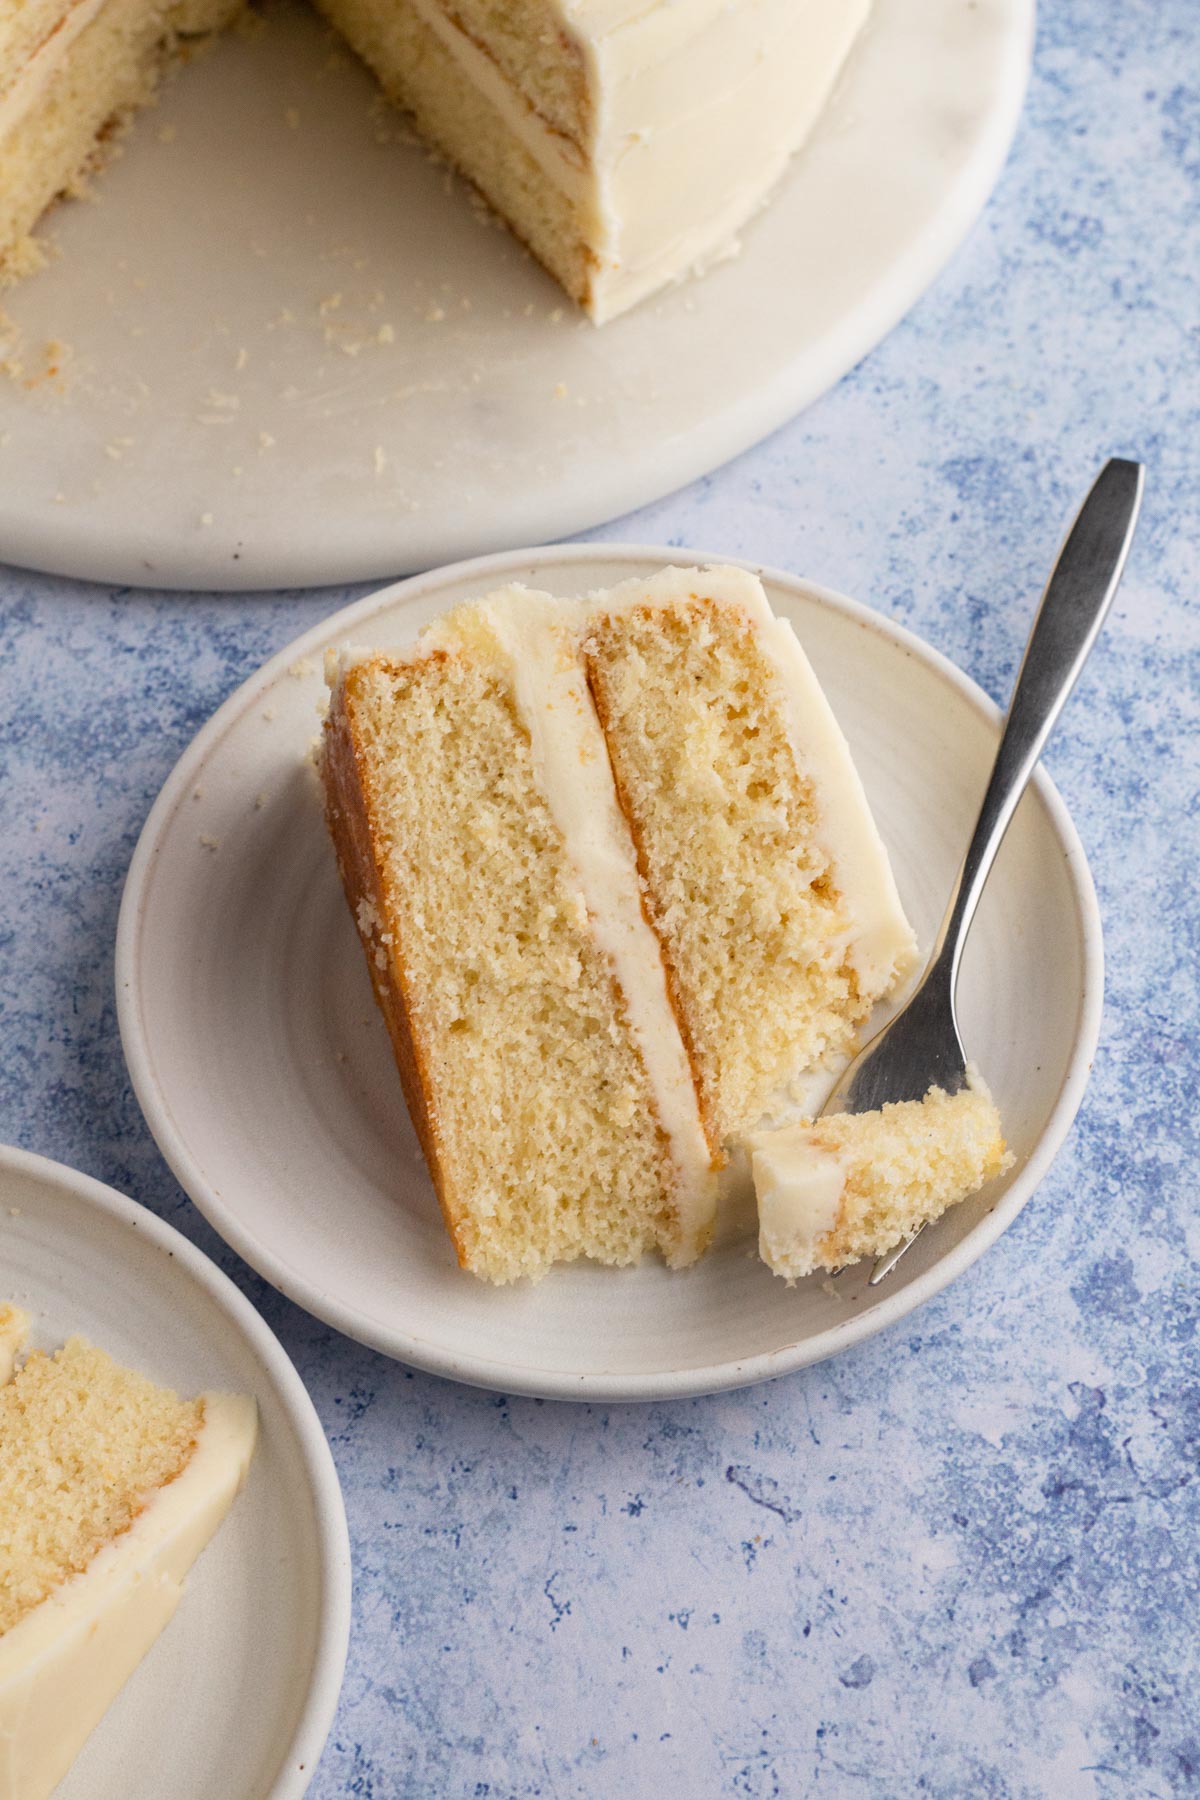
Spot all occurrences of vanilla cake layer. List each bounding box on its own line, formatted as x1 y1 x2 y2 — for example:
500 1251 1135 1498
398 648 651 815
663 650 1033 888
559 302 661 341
751 1074 1012 1281
0 0 240 279
309 0 871 320
322 609 717 1286
0 0 85 97
0 1334 256 1800
582 568 917 1145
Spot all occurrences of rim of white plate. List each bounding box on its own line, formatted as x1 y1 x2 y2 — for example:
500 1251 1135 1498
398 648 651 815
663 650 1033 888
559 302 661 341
116 543 1103 1399
0 1141 352 1789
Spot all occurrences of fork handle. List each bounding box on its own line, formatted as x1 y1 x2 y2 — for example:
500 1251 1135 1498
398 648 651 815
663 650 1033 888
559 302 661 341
930 458 1144 991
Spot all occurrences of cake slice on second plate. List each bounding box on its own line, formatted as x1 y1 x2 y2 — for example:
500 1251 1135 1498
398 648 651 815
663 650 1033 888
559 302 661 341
0 1330 257 1800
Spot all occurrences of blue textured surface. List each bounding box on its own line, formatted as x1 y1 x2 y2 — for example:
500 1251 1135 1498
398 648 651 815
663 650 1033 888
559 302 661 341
2 0 1199 1792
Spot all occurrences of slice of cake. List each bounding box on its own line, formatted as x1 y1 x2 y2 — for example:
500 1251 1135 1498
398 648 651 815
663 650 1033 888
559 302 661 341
750 1072 1013 1281
0 1331 257 1799
320 565 916 1284
0 0 242 281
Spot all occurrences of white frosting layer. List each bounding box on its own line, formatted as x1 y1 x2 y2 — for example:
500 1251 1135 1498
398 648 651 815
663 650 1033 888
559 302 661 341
0 1310 28 1389
749 1126 847 1270
0 1391 257 1800
431 587 718 1262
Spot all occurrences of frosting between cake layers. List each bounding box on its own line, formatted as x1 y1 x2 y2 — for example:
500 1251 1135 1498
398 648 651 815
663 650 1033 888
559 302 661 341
436 586 719 1261
0 1390 257 1800
401 0 593 199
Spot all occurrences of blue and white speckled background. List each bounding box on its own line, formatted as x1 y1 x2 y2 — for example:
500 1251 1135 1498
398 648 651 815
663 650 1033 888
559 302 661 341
2 0 1198 1792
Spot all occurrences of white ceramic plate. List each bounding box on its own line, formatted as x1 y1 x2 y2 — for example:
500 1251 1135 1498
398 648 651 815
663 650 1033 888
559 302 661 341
0 1144 351 1799
0 0 1031 590
117 545 1101 1400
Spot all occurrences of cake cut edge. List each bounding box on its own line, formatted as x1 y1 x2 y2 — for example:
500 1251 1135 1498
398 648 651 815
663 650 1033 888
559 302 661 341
320 643 474 1269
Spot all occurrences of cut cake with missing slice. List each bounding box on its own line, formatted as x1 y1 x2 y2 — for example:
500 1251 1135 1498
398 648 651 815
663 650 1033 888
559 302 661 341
321 565 916 1285
0 1328 257 1800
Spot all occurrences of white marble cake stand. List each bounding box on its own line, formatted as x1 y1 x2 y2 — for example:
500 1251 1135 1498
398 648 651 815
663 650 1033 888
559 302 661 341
0 0 1032 590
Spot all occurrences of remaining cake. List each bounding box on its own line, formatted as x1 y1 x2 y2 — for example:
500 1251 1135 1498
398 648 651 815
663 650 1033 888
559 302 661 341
0 0 870 319
0 1328 257 1800
320 565 916 1283
751 1071 1013 1281
308 0 871 322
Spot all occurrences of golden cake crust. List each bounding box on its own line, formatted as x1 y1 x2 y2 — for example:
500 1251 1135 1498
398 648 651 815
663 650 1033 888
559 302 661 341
321 656 472 1269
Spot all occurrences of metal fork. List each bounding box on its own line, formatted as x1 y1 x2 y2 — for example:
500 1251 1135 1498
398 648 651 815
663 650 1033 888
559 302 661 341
817 458 1145 1285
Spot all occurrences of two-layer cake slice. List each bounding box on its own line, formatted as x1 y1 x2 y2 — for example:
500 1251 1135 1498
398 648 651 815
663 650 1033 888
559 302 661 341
321 565 918 1284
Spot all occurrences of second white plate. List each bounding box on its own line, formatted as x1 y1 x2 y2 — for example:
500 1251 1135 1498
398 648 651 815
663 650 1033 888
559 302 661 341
0 0 1031 588
117 545 1101 1400
0 1144 351 1799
